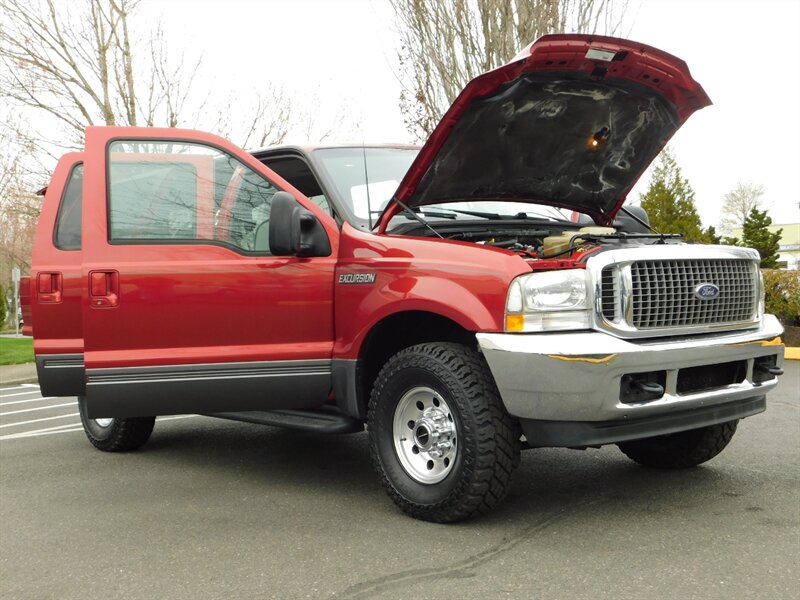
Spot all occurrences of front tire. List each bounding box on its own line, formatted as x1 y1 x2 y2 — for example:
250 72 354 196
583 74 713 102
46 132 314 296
78 397 155 452
368 343 520 522
617 420 738 469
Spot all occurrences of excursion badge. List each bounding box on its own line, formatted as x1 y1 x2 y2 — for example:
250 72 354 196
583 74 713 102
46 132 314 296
338 272 377 285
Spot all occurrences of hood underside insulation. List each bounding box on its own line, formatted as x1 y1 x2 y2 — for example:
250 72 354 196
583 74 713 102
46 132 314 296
406 72 679 221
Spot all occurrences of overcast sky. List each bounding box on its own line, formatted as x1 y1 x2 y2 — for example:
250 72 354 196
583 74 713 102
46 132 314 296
144 0 800 228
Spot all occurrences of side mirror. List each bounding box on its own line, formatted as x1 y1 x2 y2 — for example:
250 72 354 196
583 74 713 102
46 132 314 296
269 192 332 257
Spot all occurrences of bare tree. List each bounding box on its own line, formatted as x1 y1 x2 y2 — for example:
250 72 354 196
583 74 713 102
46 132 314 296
1 0 343 147
292 89 351 145
719 181 766 235
391 0 628 140
0 117 43 296
0 0 208 146
215 85 353 150
212 84 294 150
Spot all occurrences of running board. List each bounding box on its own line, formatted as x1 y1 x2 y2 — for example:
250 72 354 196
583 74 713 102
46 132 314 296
207 406 363 434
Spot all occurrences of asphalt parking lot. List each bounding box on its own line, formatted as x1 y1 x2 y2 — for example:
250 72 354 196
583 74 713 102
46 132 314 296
1 363 798 600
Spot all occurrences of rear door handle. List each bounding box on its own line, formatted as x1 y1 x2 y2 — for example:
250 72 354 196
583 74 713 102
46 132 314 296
37 272 62 303
89 270 119 308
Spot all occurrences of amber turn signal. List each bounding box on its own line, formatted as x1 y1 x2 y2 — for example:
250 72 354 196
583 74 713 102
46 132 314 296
506 314 524 331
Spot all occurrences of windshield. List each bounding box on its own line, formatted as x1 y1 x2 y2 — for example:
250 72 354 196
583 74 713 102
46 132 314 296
313 147 418 224
313 147 577 228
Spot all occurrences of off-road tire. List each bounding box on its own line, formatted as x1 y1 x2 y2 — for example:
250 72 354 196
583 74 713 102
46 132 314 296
368 343 521 522
617 420 738 469
78 396 155 452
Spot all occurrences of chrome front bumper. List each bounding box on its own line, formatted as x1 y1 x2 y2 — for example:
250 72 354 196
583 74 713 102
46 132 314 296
476 315 785 426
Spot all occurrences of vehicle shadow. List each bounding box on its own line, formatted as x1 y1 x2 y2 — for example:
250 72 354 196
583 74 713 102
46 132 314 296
143 417 381 492
140 416 750 523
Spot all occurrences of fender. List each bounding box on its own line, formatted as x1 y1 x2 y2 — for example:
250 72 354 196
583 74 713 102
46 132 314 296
334 277 501 359
331 223 530 419
333 223 529 359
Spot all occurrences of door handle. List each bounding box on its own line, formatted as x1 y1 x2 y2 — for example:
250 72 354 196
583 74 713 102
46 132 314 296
37 272 62 303
89 270 119 308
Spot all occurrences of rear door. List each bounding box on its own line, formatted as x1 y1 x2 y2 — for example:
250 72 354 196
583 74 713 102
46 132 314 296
31 154 85 396
81 127 339 418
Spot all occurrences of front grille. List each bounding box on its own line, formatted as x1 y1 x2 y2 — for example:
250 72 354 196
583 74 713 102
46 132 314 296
600 266 618 321
629 259 757 329
597 256 759 334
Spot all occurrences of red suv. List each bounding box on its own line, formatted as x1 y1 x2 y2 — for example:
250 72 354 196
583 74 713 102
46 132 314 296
22 35 784 522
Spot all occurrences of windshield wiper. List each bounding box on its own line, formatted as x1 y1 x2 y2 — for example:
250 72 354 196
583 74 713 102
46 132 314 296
423 207 501 219
417 209 458 219
424 207 578 222
513 211 574 224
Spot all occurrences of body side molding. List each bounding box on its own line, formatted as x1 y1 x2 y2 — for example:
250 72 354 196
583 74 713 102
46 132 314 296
84 359 332 418
36 353 85 397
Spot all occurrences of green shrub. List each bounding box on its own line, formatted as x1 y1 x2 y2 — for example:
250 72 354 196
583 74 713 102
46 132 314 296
763 270 800 326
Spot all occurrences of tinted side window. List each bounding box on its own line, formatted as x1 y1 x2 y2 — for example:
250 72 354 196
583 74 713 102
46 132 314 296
54 164 83 250
107 141 278 253
109 161 198 240
214 160 279 252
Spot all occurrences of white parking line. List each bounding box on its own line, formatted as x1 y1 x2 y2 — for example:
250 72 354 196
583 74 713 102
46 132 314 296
0 412 81 429
0 383 39 391
0 396 58 407
8 422 83 436
0 427 85 441
0 402 76 416
0 413 199 440
0 390 48 399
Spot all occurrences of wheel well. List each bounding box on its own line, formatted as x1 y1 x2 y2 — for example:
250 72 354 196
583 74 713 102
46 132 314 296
356 311 475 417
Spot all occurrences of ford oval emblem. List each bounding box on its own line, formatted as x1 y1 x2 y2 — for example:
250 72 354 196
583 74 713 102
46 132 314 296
695 283 720 300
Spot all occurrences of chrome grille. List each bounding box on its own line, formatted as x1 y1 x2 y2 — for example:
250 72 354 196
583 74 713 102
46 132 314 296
629 259 757 329
601 266 619 321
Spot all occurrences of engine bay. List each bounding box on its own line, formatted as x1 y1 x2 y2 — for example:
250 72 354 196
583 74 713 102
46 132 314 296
389 218 682 262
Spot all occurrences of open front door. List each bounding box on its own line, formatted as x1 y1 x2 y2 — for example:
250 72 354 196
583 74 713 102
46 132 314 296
81 127 339 418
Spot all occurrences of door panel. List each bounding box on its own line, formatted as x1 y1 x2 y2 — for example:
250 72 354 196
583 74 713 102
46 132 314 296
31 155 86 396
82 127 339 417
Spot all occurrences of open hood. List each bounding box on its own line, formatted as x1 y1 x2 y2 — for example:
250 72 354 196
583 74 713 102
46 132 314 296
379 34 711 228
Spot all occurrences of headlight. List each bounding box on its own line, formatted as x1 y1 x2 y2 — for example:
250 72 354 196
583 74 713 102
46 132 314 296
505 270 592 332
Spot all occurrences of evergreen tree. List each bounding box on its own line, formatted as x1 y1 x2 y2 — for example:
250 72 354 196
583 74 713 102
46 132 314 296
703 225 722 245
639 149 711 243
741 208 782 268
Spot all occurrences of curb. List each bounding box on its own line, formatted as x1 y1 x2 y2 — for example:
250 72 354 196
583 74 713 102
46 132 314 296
786 347 800 361
3 375 39 385
0 362 38 386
